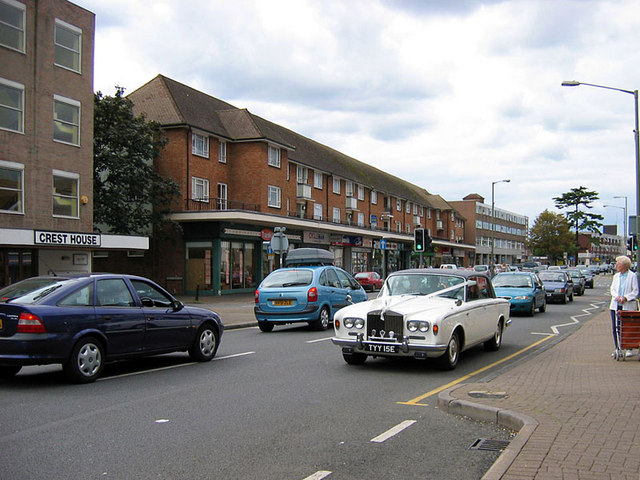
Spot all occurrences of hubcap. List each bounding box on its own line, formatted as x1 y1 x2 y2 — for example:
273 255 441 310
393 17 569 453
77 343 101 377
199 330 216 356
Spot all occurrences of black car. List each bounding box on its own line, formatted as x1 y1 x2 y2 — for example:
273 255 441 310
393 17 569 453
0 274 224 383
566 269 586 296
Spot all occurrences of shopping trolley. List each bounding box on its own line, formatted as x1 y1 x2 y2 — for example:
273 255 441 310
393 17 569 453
614 310 640 361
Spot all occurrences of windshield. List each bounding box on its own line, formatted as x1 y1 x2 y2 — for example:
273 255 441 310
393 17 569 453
492 274 533 288
261 269 313 288
383 273 464 297
538 272 566 282
0 278 74 303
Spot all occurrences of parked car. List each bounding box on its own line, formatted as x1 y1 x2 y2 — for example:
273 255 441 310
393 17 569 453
538 271 574 303
492 271 546 316
440 264 457 270
566 269 586 296
254 249 368 332
354 271 383 292
0 273 224 383
473 265 490 273
331 269 510 370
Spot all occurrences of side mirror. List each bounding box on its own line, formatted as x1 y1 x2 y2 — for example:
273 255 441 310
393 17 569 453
141 297 154 307
346 293 353 305
172 300 184 311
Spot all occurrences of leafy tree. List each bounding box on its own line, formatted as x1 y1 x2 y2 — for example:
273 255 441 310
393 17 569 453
553 186 603 249
93 88 181 235
528 210 575 264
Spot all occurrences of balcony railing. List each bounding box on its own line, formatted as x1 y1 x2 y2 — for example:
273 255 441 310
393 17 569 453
345 197 358 210
297 183 312 199
185 197 260 212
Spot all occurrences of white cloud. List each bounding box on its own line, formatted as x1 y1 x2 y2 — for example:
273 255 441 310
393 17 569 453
78 0 640 234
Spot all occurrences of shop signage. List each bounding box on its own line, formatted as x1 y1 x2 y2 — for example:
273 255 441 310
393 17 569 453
370 214 377 227
330 235 363 246
375 240 399 250
224 228 301 241
34 230 101 247
304 231 331 244
260 229 273 241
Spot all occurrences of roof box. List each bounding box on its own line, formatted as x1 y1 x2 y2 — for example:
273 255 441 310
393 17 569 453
284 248 335 267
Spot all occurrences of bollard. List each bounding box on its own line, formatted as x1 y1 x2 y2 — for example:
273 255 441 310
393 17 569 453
195 284 200 301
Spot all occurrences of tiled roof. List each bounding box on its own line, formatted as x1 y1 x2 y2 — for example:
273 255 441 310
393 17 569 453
130 75 456 212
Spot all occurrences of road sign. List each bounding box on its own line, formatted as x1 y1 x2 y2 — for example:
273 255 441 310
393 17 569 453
270 227 289 254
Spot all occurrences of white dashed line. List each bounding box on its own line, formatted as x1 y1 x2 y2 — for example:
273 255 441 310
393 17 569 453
302 471 332 480
370 420 416 443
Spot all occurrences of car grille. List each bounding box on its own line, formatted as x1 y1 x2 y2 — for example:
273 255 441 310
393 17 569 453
367 310 404 339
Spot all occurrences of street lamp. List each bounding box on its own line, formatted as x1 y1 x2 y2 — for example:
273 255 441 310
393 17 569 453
562 80 639 268
613 195 629 241
491 179 510 271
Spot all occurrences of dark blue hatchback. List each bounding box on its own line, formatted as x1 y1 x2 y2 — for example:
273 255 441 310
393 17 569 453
0 274 224 383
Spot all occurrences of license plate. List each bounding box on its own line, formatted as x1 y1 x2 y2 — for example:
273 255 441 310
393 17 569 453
366 343 399 354
272 299 293 306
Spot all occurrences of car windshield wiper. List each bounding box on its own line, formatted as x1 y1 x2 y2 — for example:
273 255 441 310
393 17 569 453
31 284 63 301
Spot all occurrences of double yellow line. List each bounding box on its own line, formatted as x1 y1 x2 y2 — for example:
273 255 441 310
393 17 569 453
397 334 554 406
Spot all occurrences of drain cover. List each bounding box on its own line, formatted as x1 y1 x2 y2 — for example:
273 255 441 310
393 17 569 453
469 438 510 452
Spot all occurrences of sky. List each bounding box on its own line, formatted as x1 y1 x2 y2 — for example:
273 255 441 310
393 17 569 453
75 0 640 236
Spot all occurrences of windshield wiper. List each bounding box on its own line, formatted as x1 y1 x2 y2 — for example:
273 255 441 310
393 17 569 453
32 284 63 301
282 282 308 287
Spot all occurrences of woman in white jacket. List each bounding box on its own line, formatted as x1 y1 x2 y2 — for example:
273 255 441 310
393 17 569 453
609 256 639 351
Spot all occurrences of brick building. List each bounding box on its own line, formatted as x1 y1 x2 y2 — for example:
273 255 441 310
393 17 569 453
0 0 146 286
450 193 528 267
115 75 474 295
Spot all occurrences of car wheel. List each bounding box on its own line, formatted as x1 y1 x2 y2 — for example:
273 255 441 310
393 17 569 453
0 365 22 378
562 293 567 304
188 324 219 362
312 306 330 331
258 321 274 332
437 331 460 370
343 352 367 365
64 337 104 384
569 291 574 302
528 301 535 317
484 321 503 352
539 298 546 313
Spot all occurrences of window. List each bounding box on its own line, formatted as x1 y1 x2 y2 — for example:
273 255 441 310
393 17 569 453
396 198 402 211
406 202 411 214
0 78 23 133
345 181 353 197
358 185 364 201
54 19 81 73
332 207 340 223
219 141 227 163
191 176 209 202
268 145 281 167
314 172 323 189
313 203 323 220
217 183 227 209
192 133 209 158
357 212 365 227
297 165 308 184
268 185 281 208
96 279 135 307
371 191 377 204
59 284 93 307
0 0 25 52
53 95 80 145
413 204 418 215
332 178 341 194
52 170 78 218
0 160 23 213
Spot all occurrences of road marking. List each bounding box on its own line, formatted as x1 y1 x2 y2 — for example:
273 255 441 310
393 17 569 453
306 337 333 344
371 420 416 443
397 335 554 406
532 301 605 336
302 471 332 480
98 351 255 381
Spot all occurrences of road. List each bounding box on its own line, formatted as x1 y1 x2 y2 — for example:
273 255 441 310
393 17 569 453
0 275 611 480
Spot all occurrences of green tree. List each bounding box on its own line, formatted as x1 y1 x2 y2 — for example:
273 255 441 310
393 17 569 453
528 210 575 264
93 88 181 235
553 186 603 249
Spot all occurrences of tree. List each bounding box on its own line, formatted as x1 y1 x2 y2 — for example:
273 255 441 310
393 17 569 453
528 210 575 264
553 186 603 251
93 88 181 235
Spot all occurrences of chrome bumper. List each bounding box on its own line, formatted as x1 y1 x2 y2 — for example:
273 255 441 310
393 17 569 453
331 333 447 357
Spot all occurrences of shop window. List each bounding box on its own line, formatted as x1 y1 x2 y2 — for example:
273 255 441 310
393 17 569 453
186 242 212 292
220 241 255 290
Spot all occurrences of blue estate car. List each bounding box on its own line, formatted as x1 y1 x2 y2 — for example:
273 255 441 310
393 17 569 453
492 271 546 316
0 274 224 383
538 270 575 303
254 249 368 332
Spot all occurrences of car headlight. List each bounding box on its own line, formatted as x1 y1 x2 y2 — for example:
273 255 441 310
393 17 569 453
407 320 430 333
513 295 531 300
344 317 364 329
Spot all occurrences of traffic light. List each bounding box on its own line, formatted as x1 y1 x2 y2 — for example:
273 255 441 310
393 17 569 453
414 228 425 252
424 232 433 251
634 234 638 252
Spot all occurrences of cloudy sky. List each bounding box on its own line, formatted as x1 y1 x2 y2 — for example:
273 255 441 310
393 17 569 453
75 0 640 235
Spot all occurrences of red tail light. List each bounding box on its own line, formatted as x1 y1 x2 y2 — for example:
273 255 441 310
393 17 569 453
308 287 318 302
18 312 46 333
255 289 260 303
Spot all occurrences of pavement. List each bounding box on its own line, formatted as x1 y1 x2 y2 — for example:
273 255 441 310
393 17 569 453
179 287 640 480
